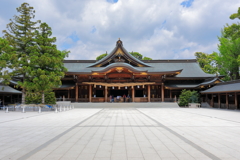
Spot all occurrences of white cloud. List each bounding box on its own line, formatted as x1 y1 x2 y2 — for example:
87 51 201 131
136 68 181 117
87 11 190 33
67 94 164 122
0 0 240 60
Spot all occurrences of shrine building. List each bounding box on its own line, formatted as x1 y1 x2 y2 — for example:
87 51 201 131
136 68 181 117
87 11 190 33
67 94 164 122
55 39 221 102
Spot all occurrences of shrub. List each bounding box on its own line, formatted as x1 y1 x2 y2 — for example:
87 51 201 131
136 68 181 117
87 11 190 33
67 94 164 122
26 91 56 104
178 89 199 106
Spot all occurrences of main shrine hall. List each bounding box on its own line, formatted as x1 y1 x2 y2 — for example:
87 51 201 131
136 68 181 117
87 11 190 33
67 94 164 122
54 39 220 102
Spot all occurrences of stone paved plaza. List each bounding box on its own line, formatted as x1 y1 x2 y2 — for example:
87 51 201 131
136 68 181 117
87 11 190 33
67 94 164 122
1 103 240 160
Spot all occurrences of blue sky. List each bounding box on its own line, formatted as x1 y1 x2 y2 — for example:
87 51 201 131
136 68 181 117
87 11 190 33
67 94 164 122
181 0 194 8
0 0 239 60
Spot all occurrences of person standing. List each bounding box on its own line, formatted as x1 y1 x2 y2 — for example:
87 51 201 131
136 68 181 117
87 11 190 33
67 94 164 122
112 95 114 102
110 95 112 102
127 94 130 102
123 94 126 102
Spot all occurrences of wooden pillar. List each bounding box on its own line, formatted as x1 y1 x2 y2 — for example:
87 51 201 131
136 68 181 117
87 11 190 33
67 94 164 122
89 85 92 102
205 94 207 102
218 93 221 108
68 89 70 99
161 83 164 102
105 86 108 102
170 90 172 99
132 87 135 102
226 93 228 109
75 84 78 102
3 95 4 106
211 94 213 107
148 85 150 102
235 92 238 110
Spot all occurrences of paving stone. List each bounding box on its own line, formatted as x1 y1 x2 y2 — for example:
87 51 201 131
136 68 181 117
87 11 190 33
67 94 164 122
1 106 240 160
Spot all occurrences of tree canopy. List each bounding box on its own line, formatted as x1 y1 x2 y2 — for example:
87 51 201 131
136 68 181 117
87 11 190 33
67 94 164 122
0 3 68 104
194 52 218 74
195 7 240 81
96 51 152 61
230 7 240 20
96 53 107 61
2 3 41 104
27 22 68 103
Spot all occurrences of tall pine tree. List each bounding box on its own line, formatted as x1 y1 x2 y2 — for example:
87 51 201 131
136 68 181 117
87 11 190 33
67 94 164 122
28 22 68 104
3 3 40 104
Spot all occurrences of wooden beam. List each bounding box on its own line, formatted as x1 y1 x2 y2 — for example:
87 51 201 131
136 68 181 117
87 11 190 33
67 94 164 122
161 83 164 102
105 86 108 102
226 93 228 109
148 85 150 102
89 85 92 102
218 93 220 108
132 87 135 102
235 92 238 110
82 82 155 87
211 94 213 107
75 84 78 102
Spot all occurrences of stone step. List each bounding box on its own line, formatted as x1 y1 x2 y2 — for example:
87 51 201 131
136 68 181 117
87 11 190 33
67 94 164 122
71 102 179 108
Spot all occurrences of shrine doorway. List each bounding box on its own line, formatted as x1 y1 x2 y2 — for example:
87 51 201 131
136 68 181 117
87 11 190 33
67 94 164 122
109 89 129 97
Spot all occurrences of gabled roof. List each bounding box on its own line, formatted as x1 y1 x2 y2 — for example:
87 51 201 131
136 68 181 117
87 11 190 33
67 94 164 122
91 63 148 73
87 39 151 68
64 60 216 78
201 80 240 94
199 77 223 86
0 85 22 94
164 78 222 89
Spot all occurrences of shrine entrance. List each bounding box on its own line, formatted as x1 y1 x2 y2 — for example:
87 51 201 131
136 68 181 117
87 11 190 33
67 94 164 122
109 89 129 97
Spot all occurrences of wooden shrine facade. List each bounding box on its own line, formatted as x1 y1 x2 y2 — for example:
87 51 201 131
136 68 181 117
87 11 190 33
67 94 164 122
54 39 220 103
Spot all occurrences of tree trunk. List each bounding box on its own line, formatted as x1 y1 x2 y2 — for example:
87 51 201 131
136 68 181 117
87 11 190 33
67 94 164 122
42 92 45 104
22 88 25 104
235 65 239 80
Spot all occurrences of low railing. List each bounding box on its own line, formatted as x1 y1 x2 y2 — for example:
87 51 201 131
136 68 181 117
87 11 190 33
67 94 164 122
228 104 237 109
1 104 55 112
56 98 75 102
164 98 176 102
213 103 219 108
150 98 161 102
220 103 227 109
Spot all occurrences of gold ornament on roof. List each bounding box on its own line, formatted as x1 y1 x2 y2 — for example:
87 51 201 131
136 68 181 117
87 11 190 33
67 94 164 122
116 67 123 73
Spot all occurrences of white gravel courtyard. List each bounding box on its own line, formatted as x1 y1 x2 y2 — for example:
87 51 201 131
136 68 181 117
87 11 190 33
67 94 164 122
0 104 240 160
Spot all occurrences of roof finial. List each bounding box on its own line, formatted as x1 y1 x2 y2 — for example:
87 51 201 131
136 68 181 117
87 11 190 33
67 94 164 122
119 38 120 40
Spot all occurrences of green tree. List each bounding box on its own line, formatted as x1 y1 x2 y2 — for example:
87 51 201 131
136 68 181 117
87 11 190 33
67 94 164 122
130 52 142 60
216 36 240 80
215 8 240 81
26 91 56 104
96 51 152 61
142 57 152 60
2 3 41 104
178 89 199 106
27 22 68 104
194 52 218 74
0 38 16 84
230 7 240 20
96 53 107 61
